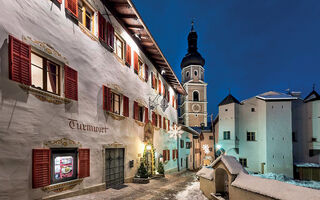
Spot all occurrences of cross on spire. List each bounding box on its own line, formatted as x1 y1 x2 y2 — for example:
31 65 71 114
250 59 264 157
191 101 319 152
191 18 195 31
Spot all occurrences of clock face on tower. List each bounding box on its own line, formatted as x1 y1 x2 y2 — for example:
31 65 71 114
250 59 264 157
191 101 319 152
192 104 201 113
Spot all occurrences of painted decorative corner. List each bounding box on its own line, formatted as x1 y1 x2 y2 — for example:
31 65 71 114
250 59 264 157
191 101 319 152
19 84 71 104
106 111 126 121
42 179 83 193
44 138 81 148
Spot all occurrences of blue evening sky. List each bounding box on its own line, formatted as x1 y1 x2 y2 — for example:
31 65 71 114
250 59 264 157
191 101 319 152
132 0 320 116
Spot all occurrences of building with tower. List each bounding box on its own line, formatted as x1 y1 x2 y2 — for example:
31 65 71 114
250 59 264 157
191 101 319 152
179 22 208 128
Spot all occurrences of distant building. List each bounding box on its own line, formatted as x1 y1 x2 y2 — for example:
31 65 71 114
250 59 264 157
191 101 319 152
179 22 208 127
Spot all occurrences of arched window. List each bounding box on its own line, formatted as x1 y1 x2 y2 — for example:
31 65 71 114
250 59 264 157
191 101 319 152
193 91 199 101
186 71 189 77
194 70 198 76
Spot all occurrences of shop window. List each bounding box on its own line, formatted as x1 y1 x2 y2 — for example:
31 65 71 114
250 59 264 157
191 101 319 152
247 132 256 141
78 0 94 33
51 148 78 184
186 142 192 149
111 92 121 115
223 131 230 140
114 34 124 60
31 53 61 95
239 158 247 167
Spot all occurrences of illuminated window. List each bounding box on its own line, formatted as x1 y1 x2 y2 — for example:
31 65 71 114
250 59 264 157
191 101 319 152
114 34 124 60
111 92 121 115
31 53 60 95
78 0 94 33
51 149 77 184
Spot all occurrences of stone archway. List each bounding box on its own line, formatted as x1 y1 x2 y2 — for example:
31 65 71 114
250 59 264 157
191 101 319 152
215 168 229 198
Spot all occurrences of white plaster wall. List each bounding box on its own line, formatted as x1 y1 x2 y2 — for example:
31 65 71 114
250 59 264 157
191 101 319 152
0 0 179 199
218 103 236 154
265 101 293 177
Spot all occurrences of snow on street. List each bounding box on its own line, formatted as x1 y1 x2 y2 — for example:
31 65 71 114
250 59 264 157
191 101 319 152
65 171 206 200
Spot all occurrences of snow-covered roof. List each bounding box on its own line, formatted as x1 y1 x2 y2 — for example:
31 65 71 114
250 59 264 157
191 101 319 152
232 172 320 200
256 91 297 101
196 167 214 181
209 155 247 175
295 163 320 168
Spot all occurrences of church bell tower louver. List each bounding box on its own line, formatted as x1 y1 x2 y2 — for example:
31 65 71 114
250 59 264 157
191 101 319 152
179 21 208 127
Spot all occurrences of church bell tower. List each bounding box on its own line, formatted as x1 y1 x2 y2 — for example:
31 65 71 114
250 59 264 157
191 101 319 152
179 22 208 127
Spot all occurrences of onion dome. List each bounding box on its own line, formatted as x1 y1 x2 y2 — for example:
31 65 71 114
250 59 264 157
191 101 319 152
181 21 205 69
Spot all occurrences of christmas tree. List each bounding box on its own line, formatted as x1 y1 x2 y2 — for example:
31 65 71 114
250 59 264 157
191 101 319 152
157 162 164 175
137 162 148 178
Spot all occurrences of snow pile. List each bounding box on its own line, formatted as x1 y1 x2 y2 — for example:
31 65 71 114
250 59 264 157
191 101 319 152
209 155 247 175
295 163 320 168
232 172 320 200
176 181 208 200
196 167 214 180
252 173 320 190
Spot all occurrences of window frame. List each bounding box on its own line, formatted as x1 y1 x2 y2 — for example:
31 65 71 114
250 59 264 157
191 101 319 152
114 33 125 60
31 51 61 96
247 132 256 141
223 131 231 140
239 158 247 167
78 0 95 34
193 91 199 101
110 91 121 115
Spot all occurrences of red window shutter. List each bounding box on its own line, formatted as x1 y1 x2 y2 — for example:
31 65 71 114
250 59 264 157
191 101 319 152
145 107 149 123
32 149 50 188
152 111 155 126
107 22 114 49
158 80 161 94
151 72 155 88
168 120 170 131
9 35 31 85
133 51 139 74
145 64 149 82
176 149 178 159
125 44 131 66
64 65 78 101
167 150 170 161
163 117 166 130
65 0 78 18
103 85 111 111
172 150 175 160
176 99 178 110
123 95 129 117
79 149 90 178
172 95 175 107
163 150 166 162
98 12 106 42
159 115 162 128
57 0 62 4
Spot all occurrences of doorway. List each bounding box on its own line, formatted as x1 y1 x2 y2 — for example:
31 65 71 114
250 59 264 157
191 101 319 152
105 148 124 188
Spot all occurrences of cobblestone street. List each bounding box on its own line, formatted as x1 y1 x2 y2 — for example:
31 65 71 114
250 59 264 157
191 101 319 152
65 171 200 200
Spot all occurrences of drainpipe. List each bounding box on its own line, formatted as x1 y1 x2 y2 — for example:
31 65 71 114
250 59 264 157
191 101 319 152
193 135 195 170
177 136 180 172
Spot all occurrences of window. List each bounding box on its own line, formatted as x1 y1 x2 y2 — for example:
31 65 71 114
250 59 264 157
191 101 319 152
194 70 198 76
138 106 144 122
193 91 199 101
239 158 247 167
114 34 124 60
31 53 60 95
251 108 255 112
186 142 192 149
111 92 120 115
209 147 213 152
78 0 94 33
247 132 256 141
223 131 230 140
186 71 189 77
180 140 184 148
225 109 228 112
163 149 170 162
209 136 214 140
51 148 78 184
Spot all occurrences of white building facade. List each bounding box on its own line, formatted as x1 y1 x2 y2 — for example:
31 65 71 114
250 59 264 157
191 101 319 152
0 0 186 199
